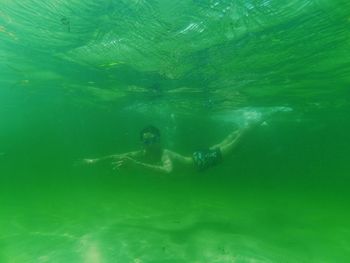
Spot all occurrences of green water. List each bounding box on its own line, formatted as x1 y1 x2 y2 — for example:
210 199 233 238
1 0 350 262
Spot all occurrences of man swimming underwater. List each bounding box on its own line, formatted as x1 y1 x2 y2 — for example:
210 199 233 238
83 123 258 174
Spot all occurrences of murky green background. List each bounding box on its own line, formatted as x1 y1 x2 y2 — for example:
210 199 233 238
1 0 350 262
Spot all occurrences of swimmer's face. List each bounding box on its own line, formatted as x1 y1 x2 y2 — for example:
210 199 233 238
141 132 160 149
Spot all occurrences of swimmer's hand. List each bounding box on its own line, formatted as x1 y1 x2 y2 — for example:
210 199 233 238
112 156 136 170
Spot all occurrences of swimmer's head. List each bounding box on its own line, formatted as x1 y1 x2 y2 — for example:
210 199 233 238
140 125 160 147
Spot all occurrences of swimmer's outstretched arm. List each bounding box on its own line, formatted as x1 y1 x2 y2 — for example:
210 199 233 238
82 151 141 165
112 151 174 174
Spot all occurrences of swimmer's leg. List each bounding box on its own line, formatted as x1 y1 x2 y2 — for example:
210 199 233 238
210 121 261 157
209 130 240 151
210 130 244 157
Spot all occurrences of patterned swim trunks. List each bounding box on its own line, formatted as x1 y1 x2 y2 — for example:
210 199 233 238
192 148 222 171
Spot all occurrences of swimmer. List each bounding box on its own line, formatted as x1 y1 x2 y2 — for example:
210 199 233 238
83 123 258 174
